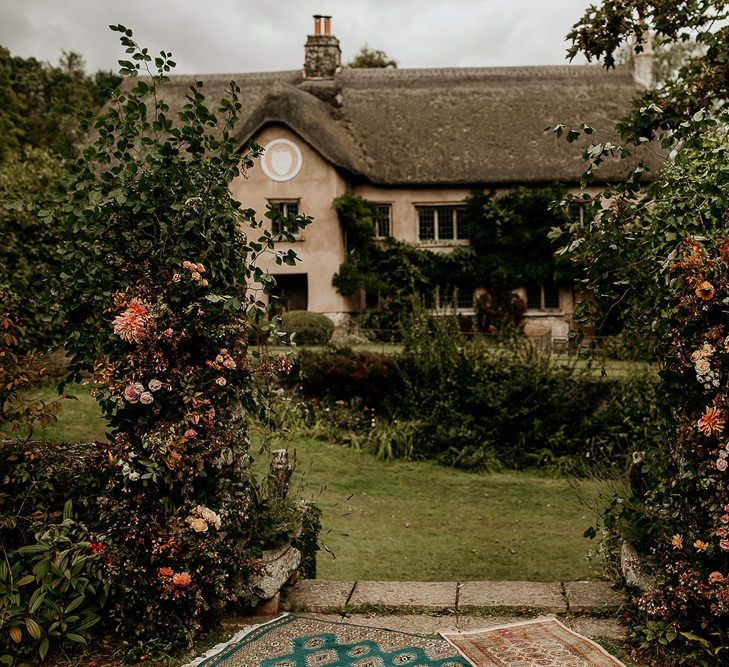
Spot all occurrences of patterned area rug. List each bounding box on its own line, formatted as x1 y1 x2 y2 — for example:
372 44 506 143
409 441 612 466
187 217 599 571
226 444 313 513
441 618 626 667
186 614 470 667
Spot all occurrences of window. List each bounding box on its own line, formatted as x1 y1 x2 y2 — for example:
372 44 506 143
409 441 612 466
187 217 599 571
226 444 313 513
374 204 391 238
417 205 467 242
526 283 561 311
456 286 474 309
425 284 474 311
270 200 300 237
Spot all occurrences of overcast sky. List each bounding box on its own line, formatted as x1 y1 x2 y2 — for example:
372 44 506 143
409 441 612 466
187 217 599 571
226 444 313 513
0 0 594 74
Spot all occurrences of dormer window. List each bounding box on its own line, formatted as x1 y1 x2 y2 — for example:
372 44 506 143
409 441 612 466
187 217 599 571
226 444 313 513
269 200 301 238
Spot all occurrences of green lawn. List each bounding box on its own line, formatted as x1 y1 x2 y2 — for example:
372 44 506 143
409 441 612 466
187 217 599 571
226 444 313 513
12 384 608 582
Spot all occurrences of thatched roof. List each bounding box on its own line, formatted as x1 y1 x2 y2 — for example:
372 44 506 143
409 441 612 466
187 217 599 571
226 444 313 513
155 64 659 186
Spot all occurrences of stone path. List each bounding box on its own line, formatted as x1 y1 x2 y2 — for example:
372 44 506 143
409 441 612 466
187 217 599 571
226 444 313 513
222 580 630 658
281 579 624 617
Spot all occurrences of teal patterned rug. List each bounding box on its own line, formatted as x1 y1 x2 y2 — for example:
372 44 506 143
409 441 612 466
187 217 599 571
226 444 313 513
187 614 470 667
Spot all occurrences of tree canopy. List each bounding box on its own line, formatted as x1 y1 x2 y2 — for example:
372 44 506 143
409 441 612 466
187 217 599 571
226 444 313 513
348 45 397 68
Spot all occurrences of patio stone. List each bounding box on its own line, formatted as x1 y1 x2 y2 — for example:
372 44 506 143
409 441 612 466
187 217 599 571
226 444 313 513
348 581 458 612
564 581 624 614
281 579 355 612
457 580 567 613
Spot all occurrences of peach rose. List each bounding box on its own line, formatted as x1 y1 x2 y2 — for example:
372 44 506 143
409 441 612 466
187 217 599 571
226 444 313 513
172 572 192 588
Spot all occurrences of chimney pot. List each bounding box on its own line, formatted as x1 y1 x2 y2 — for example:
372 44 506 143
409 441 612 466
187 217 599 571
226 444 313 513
304 14 341 79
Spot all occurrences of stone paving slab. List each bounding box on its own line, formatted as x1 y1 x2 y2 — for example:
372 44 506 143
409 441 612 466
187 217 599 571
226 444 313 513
564 580 624 614
281 579 355 612
223 613 627 643
348 581 458 612
457 580 567 613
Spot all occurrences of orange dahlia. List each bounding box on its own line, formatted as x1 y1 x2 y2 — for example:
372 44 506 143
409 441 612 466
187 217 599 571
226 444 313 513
697 406 726 436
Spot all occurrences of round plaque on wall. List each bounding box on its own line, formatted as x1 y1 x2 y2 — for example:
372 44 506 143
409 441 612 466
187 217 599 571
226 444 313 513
260 138 303 182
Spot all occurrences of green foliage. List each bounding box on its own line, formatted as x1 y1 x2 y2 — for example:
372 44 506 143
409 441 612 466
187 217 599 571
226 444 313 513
287 327 663 471
332 188 570 336
347 45 397 69
563 5 729 656
281 311 334 345
0 291 64 437
0 150 64 349
292 502 321 580
460 185 573 288
0 512 107 665
35 24 311 656
0 48 119 163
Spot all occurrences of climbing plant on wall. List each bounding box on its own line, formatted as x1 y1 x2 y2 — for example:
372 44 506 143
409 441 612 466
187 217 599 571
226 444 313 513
332 186 573 334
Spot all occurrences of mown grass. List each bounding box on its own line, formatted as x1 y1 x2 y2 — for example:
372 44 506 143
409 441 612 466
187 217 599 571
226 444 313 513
12 384 607 582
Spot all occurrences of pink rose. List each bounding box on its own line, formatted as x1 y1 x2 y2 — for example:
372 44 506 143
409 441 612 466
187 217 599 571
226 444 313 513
172 273 181 282
148 379 162 392
182 260 192 269
184 428 197 438
124 384 141 403
200 279 209 287
215 377 226 386
140 392 154 405
191 271 201 280
718 458 728 472
163 328 174 338
718 527 728 538
721 539 729 551
196 263 205 273
709 571 724 584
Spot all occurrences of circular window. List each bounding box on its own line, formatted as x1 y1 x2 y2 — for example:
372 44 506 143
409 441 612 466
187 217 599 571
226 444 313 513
260 138 303 182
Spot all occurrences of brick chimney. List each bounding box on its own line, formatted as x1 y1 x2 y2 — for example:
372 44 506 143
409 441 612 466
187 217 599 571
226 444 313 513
304 14 341 79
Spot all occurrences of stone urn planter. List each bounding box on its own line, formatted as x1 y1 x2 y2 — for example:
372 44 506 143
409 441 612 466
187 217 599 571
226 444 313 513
620 540 656 591
249 542 302 600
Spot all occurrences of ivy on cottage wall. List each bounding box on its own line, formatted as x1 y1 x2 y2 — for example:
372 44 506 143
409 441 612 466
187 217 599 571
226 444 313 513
331 186 574 332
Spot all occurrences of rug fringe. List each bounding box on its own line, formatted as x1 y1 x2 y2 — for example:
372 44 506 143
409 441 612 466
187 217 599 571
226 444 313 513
182 613 289 667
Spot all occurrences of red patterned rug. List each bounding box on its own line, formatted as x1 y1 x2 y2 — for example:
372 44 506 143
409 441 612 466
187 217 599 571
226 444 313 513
441 618 626 667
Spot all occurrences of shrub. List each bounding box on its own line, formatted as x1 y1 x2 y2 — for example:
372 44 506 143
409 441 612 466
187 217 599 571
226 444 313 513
282 311 334 345
292 347 399 408
38 25 312 657
0 505 107 664
287 316 663 471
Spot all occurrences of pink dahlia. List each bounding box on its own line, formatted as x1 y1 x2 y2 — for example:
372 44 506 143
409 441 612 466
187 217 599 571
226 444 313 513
113 299 149 343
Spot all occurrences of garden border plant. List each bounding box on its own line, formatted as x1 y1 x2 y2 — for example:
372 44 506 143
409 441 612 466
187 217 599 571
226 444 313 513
556 2 729 663
1 24 315 662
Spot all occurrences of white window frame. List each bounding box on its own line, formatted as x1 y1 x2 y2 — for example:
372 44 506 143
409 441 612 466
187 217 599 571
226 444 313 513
415 204 468 243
